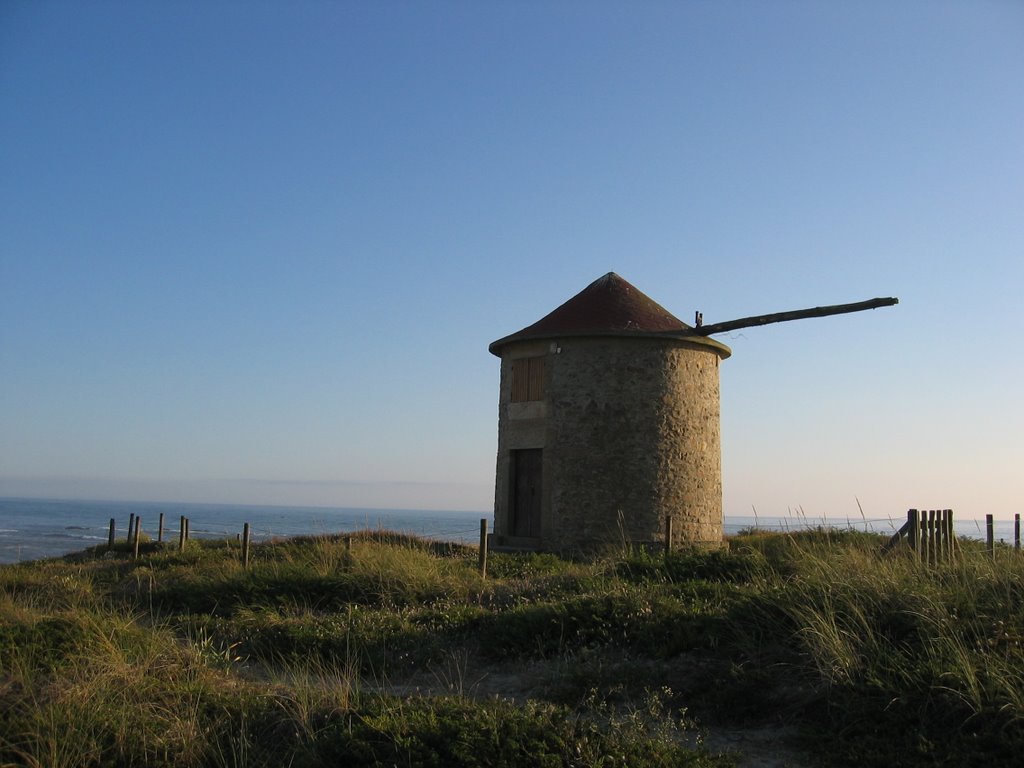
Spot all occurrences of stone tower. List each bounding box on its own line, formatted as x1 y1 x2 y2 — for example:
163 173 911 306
489 272 731 552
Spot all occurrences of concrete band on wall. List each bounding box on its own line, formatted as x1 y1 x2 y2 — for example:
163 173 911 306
494 335 726 552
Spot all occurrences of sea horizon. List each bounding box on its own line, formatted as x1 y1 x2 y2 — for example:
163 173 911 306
4 492 1017 520
0 495 1017 565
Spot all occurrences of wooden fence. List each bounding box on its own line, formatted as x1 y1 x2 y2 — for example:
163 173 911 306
100 516 492 575
883 509 956 562
885 510 1024 561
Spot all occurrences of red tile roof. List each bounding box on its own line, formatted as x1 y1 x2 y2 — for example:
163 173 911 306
489 272 731 357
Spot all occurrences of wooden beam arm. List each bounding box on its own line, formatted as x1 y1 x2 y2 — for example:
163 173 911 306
688 297 899 337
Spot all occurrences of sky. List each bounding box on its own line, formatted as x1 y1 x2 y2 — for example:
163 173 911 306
1 1 1022 519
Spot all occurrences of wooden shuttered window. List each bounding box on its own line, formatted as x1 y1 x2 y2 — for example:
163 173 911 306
511 356 545 402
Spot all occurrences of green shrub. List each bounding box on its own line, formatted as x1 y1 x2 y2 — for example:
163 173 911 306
4 525 1024 768
617 547 767 585
311 694 726 768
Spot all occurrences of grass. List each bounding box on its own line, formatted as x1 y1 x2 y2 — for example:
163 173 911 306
1 527 1022 766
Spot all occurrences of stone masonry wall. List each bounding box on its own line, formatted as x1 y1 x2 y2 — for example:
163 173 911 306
546 337 724 550
493 340 550 543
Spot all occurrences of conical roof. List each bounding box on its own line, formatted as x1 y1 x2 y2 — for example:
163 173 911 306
489 272 731 357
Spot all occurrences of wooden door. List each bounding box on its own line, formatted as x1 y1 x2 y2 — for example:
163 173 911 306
510 448 542 538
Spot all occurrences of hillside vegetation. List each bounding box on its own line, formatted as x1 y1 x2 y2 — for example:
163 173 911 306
1 528 1022 767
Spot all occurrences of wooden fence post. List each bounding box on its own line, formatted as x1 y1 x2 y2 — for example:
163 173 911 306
944 509 955 561
179 515 186 551
927 510 936 564
107 518 116 551
1015 514 1020 551
478 518 488 579
128 513 136 544
937 509 946 561
922 512 930 563
907 509 919 559
185 518 190 542
242 523 251 569
158 512 164 544
133 516 142 560
986 514 995 559
665 515 674 556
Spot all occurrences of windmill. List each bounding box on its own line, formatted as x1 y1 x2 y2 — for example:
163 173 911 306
488 273 897 553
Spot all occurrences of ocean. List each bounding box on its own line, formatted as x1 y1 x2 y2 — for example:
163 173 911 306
0 497 491 565
0 496 1016 565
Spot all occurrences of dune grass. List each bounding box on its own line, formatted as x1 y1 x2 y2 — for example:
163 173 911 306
1 528 1022 766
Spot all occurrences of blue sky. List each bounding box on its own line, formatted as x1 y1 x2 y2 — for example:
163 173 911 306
1 1 1022 519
